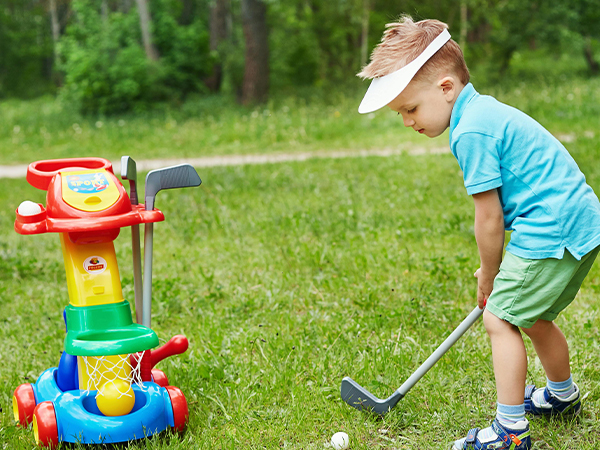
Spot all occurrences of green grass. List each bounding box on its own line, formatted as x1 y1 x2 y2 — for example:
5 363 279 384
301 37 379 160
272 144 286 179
2 141 600 448
1 72 600 448
2 76 600 166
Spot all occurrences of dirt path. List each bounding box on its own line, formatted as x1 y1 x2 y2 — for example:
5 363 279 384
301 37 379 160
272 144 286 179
0 146 450 179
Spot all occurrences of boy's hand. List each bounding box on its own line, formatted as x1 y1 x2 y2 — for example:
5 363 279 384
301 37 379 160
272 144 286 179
474 268 495 309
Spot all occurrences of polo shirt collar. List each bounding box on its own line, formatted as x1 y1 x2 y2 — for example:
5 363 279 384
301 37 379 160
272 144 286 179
450 82 478 133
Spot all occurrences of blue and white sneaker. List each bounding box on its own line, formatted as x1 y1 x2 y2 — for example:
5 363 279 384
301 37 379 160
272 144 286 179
524 383 581 416
451 419 531 449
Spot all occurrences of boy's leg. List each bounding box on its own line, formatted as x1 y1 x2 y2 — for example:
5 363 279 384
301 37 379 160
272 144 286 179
483 309 527 405
521 319 581 415
521 319 570 382
451 309 531 449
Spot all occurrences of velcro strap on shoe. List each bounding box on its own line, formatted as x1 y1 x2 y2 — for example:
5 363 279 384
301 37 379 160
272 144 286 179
464 427 480 446
542 387 552 403
491 419 522 448
524 384 536 399
509 433 522 446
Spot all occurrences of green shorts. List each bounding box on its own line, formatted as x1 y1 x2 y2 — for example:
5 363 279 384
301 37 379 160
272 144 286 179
487 246 600 328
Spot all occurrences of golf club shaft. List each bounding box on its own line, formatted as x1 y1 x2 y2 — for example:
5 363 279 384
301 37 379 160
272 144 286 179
142 222 154 328
396 305 484 396
132 223 143 324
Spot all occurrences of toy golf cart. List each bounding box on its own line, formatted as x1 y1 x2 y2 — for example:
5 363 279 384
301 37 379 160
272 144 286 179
11 157 201 447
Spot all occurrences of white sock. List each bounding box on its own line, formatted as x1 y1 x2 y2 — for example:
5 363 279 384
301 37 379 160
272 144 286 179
533 376 576 405
496 402 526 428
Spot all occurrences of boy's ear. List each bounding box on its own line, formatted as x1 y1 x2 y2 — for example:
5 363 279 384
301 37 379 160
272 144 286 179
438 76 456 100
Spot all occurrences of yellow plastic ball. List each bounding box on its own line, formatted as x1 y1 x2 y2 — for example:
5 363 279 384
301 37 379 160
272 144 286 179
96 380 135 416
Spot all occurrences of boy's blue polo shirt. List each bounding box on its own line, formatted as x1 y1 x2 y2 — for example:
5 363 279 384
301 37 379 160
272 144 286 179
449 83 600 260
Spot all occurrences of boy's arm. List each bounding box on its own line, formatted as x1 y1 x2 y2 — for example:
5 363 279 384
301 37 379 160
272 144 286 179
472 189 505 308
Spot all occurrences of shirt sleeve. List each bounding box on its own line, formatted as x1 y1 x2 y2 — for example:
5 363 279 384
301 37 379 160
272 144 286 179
453 132 503 195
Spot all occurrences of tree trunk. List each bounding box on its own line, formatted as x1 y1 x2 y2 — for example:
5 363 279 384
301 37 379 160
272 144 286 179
241 0 269 105
584 36 599 76
459 0 468 51
101 0 109 22
120 0 132 13
135 0 159 61
179 0 195 25
360 0 370 67
48 0 62 85
205 0 230 92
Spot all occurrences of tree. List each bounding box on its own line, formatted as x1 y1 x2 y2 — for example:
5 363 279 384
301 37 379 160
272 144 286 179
206 0 230 92
135 0 159 60
570 0 600 75
0 0 54 97
241 0 269 104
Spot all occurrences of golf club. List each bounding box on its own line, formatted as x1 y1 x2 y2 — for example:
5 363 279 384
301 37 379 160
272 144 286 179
142 164 202 328
121 156 144 324
341 305 484 415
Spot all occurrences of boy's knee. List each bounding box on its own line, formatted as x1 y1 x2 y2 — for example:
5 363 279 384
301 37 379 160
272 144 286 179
521 319 554 339
483 309 517 335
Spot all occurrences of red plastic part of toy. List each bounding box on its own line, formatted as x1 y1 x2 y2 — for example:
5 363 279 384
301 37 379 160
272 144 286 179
15 157 165 236
13 383 36 427
151 335 189 367
132 336 189 382
15 203 164 236
33 402 59 448
27 158 113 191
151 369 169 387
166 386 189 432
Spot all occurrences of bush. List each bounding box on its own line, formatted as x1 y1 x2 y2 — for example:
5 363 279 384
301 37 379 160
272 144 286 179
59 0 211 114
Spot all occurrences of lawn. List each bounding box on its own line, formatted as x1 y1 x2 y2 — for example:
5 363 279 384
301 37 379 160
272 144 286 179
1 74 600 166
1 76 600 449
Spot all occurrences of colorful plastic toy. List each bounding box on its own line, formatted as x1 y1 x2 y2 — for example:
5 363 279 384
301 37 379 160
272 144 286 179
12 157 201 447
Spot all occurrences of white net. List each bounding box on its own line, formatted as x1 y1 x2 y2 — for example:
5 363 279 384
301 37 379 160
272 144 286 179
79 351 145 396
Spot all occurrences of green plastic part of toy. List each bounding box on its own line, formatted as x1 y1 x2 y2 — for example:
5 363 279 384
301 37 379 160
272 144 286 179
64 301 158 356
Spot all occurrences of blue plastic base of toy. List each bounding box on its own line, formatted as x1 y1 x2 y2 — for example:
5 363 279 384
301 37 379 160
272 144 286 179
33 368 175 444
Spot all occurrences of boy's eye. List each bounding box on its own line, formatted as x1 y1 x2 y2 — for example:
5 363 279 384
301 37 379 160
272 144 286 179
407 107 417 114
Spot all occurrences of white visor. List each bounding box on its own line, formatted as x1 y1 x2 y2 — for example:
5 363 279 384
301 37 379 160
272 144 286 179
358 29 451 114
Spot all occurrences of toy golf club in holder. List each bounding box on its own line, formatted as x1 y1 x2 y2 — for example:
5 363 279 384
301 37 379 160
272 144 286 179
121 156 143 324
12 157 201 447
142 164 202 328
341 305 484 415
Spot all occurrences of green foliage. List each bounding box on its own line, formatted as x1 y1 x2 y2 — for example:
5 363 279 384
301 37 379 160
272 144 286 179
2 0 600 107
151 0 212 97
59 1 159 114
268 1 321 88
59 0 211 114
0 0 54 98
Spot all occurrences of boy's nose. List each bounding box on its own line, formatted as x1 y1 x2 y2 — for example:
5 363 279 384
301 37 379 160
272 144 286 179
403 116 415 127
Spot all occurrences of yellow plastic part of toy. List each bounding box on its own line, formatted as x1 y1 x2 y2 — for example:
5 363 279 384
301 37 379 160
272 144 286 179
61 169 120 212
12 396 19 422
60 234 124 307
32 414 39 444
77 354 133 390
96 379 136 416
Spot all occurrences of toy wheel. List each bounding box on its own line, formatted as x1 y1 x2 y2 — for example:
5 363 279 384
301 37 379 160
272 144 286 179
13 383 36 427
151 368 169 387
166 386 188 432
33 402 59 448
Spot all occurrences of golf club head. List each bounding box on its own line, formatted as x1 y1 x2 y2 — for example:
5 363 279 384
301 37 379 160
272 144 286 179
144 164 202 210
121 156 138 205
341 377 403 416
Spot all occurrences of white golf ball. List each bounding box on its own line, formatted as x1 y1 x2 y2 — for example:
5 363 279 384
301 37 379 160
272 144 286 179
330 431 349 450
17 201 42 216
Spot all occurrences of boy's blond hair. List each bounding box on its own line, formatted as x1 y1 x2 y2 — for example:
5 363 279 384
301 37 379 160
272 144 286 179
358 16 470 85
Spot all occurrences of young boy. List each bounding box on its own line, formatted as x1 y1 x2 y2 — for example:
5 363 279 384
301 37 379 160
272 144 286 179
357 16 600 450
